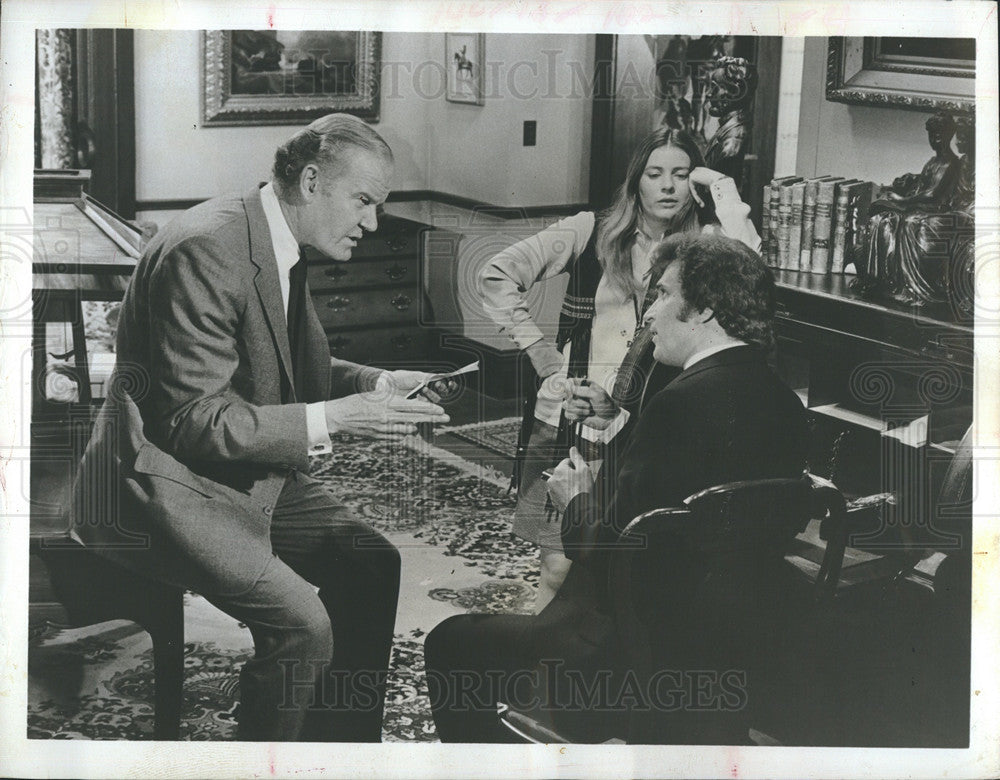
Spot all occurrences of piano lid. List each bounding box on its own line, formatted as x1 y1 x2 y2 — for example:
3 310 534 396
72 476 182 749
33 169 143 277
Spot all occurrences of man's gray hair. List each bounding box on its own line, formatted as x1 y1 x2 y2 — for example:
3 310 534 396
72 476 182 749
272 113 392 193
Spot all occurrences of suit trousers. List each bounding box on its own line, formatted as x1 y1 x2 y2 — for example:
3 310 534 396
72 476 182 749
424 594 623 743
424 613 535 743
205 471 401 742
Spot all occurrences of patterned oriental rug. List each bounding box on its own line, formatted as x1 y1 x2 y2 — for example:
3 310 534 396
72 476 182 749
28 431 536 742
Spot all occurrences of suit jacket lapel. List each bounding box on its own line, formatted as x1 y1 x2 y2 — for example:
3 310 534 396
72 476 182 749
243 185 297 399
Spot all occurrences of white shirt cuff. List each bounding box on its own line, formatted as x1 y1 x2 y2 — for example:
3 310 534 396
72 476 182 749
580 407 631 444
509 320 546 350
306 402 333 455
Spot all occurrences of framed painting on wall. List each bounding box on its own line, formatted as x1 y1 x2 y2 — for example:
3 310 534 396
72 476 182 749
202 30 381 125
445 32 485 105
826 37 975 114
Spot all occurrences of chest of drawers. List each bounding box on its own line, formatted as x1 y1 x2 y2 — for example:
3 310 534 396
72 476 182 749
304 213 432 368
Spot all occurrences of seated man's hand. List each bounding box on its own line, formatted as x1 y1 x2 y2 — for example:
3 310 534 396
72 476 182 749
325 392 449 439
563 380 619 430
377 370 458 404
547 446 595 514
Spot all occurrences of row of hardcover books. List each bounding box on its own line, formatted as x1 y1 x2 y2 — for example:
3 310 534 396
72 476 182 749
761 175 876 273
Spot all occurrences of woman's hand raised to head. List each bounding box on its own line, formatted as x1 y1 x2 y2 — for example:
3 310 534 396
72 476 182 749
688 167 726 208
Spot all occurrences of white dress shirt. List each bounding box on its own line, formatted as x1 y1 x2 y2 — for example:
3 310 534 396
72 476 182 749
683 341 748 370
259 182 333 456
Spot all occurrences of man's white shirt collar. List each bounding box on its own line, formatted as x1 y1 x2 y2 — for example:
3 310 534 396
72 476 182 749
683 341 748 370
259 182 301 314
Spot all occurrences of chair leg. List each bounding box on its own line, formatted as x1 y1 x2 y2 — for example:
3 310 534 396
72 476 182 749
147 594 185 741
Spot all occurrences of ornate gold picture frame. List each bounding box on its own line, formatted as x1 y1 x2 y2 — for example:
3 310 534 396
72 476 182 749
202 30 381 125
826 37 974 114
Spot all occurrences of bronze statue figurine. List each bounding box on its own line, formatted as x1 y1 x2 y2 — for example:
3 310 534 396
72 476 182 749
702 56 758 186
853 111 972 306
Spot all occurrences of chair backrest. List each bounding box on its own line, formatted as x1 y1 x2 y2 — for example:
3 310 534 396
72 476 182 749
608 473 840 744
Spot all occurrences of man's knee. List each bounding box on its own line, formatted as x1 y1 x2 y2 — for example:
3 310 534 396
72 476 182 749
350 529 401 579
290 597 335 662
424 615 469 670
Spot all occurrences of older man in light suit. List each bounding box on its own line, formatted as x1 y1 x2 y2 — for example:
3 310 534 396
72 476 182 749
72 114 448 742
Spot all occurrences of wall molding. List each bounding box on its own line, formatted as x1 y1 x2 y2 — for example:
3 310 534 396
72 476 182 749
136 190 588 220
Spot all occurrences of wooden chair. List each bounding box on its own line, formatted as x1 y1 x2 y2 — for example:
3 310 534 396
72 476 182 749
499 473 850 744
30 532 185 740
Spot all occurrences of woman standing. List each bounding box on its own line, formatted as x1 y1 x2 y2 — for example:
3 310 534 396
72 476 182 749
479 127 760 609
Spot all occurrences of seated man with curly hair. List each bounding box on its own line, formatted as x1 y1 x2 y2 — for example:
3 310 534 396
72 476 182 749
424 232 808 744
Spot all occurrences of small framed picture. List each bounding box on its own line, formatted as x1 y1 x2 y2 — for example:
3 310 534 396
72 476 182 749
445 32 484 105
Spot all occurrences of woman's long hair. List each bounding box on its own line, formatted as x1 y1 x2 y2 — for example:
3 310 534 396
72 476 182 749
596 128 710 297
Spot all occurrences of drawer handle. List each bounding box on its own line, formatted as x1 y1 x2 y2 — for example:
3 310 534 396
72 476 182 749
324 266 349 279
326 296 351 311
391 335 412 351
385 264 408 281
391 293 412 312
384 236 408 252
329 336 351 352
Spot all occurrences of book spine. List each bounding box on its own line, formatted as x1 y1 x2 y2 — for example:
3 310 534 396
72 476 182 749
760 183 772 264
846 181 874 272
777 183 795 269
812 181 837 273
799 180 820 271
831 186 851 273
788 182 806 270
767 183 782 267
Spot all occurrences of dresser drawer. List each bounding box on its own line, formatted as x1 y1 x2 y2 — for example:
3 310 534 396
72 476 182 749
302 223 422 263
351 229 421 259
314 285 420 328
307 256 419 291
327 326 429 365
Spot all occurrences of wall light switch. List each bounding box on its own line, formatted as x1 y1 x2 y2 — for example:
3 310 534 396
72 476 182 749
523 120 537 146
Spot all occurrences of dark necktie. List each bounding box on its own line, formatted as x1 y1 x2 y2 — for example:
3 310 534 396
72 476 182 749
285 251 308 400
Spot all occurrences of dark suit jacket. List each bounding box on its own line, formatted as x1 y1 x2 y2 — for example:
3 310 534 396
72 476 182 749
71 186 383 596
524 346 807 656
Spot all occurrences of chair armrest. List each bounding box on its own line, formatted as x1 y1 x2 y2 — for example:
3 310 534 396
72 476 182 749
497 703 571 744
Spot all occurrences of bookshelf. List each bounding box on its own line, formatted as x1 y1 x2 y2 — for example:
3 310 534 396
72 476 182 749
772 269 972 552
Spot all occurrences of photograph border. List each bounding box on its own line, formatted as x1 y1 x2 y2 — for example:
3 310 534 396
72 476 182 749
3 2 998 778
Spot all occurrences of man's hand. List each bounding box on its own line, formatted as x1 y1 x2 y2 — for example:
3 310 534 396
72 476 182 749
547 446 595 513
525 339 564 379
324 392 449 438
563 380 619 430
377 370 458 403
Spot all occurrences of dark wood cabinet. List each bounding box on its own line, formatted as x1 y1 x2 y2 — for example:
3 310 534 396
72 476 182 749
773 271 973 552
304 213 433 369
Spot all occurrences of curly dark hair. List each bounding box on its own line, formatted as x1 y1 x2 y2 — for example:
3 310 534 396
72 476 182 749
272 113 392 195
651 233 775 350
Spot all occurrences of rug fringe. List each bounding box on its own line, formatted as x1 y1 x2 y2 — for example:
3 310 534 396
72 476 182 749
399 434 512 489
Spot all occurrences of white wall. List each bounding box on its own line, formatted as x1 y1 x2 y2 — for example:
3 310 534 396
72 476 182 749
134 30 433 202
134 31 593 207
795 37 937 184
425 33 593 207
